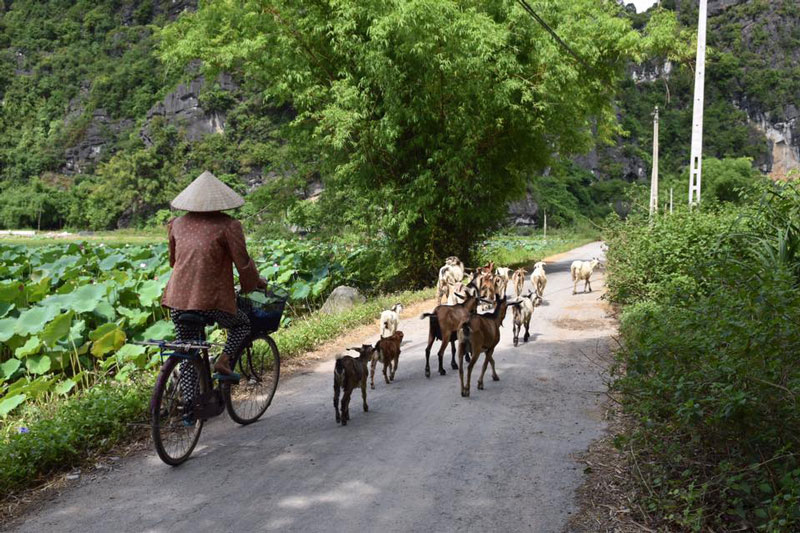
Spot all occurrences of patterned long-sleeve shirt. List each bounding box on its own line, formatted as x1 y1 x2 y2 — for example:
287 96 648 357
161 212 260 314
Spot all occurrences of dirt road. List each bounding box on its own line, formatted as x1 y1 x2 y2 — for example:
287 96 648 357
9 242 614 533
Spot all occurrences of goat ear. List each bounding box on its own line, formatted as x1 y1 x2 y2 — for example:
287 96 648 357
347 347 360 352
454 292 466 299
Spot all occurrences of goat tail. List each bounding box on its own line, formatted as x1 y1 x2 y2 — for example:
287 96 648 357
570 264 578 281
420 312 435 319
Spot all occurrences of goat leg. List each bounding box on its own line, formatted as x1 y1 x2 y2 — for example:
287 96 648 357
477 352 490 390
390 356 398 381
513 322 520 347
383 360 390 384
424 332 434 378
333 384 341 423
436 341 447 376
464 350 479 397
361 378 368 412
458 343 468 397
449 337 459 370
370 358 377 390
488 348 499 381
341 388 351 425
523 320 530 343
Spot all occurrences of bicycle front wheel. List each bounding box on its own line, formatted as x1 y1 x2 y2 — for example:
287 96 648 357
151 355 204 465
224 336 280 425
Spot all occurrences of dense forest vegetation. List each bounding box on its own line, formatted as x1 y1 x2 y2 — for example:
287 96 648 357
2 1 795 260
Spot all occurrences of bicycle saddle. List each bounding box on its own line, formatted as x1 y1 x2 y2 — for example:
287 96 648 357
175 312 214 327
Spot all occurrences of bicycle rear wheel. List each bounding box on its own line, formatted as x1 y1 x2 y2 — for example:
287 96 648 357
151 355 204 465
224 336 280 425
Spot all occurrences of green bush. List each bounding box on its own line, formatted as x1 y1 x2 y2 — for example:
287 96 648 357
607 182 800 530
0 381 150 494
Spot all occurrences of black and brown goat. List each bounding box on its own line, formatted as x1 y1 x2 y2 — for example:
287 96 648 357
333 344 372 425
420 282 481 377
457 294 520 397
371 331 404 389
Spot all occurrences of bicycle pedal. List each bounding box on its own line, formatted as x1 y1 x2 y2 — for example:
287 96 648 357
213 372 241 383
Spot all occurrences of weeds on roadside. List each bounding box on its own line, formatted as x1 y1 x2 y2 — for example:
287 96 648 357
606 182 800 531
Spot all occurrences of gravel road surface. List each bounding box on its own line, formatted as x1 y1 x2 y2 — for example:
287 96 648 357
9 241 614 533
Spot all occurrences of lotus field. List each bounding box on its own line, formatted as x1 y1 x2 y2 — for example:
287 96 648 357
0 239 364 418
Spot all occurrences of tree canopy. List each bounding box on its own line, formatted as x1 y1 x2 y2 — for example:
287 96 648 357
161 0 642 279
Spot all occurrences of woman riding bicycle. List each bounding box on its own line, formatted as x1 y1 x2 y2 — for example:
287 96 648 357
161 170 267 376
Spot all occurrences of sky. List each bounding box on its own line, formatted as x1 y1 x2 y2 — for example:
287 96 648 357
628 0 659 12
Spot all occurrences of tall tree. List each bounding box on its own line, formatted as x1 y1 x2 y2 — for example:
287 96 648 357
161 0 642 280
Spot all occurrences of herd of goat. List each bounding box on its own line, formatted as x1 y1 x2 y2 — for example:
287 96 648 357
332 255 602 425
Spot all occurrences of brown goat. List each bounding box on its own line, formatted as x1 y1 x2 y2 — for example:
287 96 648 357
511 268 527 296
333 345 372 425
421 282 481 377
370 331 404 389
457 294 519 397
478 272 496 311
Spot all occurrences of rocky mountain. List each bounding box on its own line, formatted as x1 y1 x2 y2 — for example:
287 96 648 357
597 0 800 185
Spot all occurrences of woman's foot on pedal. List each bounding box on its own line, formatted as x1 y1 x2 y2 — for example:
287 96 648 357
213 354 233 375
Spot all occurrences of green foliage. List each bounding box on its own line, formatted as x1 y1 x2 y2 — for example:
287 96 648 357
0 381 150 494
161 0 642 281
606 182 800 530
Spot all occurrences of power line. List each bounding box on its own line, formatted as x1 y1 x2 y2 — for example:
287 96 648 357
515 0 593 71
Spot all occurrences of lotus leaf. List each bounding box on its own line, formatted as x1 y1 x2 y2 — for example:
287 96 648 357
26 355 51 375
0 358 21 380
290 281 311 300
0 281 25 307
54 378 77 396
15 306 58 336
21 375 56 398
68 283 107 313
116 343 147 368
41 311 73 347
15 337 42 358
138 279 165 307
93 300 116 322
0 394 26 418
67 319 86 346
99 253 127 271
118 307 149 328
0 317 16 343
89 323 126 358
138 320 174 341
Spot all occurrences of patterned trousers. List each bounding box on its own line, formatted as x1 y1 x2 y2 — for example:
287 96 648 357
170 308 251 415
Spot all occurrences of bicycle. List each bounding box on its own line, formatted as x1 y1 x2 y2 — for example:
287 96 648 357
140 290 286 466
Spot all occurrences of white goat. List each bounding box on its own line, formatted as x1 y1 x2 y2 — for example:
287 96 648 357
512 291 541 346
531 261 547 299
436 256 465 305
571 258 601 294
380 303 404 338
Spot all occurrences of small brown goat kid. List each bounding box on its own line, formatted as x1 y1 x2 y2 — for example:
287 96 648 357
333 345 372 425
421 282 481 377
457 294 520 397
370 331 404 389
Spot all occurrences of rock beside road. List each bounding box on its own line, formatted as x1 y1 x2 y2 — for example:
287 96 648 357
320 286 366 314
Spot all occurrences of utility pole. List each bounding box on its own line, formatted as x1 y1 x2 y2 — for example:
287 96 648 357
688 0 707 205
543 209 547 240
649 106 659 217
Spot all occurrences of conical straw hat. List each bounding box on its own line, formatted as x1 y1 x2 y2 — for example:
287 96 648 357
171 171 245 212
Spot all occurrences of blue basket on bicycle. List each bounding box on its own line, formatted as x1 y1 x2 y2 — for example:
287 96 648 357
237 290 287 336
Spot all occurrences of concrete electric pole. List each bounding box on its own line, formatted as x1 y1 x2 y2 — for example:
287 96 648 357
649 106 659 217
688 0 707 205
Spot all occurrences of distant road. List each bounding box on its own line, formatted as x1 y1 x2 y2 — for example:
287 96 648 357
10 241 613 533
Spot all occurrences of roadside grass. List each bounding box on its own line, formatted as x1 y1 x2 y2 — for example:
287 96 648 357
0 286 435 499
